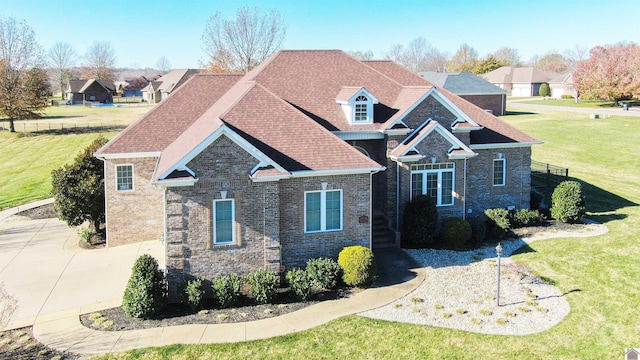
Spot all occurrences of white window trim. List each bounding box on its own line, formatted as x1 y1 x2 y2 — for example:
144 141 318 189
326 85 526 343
410 164 455 207
493 158 506 187
353 95 371 123
115 164 134 192
213 199 236 245
304 189 343 233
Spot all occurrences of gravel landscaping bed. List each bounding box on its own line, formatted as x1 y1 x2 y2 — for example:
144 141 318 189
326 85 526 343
359 221 608 335
0 326 79 360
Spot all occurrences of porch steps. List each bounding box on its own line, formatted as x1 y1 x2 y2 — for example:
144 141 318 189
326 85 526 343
372 215 397 248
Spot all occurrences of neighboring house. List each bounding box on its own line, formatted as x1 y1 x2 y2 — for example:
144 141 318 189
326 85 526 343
66 79 115 104
95 50 540 298
549 73 575 99
141 69 198 103
419 71 508 116
121 76 154 97
483 66 559 97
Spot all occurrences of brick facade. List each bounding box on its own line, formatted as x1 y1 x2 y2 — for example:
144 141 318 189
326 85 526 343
278 174 371 268
460 94 506 116
104 157 164 247
163 135 372 296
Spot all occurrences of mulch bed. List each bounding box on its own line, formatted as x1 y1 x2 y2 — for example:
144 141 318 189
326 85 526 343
15 203 57 220
0 327 79 360
81 287 353 332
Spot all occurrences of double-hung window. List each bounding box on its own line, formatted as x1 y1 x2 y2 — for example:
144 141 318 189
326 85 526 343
410 163 455 206
116 164 134 191
305 189 343 233
213 199 235 244
493 158 506 186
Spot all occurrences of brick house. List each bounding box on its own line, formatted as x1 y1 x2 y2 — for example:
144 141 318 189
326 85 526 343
95 50 540 295
418 71 508 116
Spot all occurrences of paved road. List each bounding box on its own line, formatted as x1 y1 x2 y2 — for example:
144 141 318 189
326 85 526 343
0 211 163 330
507 101 640 117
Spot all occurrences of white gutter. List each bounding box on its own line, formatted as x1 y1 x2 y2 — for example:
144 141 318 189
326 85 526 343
470 142 543 150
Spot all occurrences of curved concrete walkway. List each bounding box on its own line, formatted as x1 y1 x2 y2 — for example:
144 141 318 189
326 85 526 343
0 200 425 356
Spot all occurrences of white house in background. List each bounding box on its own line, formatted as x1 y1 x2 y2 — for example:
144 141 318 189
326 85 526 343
141 69 199 103
483 67 560 97
549 73 576 99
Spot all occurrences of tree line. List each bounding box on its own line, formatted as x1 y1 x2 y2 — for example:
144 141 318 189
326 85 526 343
1 8 639 133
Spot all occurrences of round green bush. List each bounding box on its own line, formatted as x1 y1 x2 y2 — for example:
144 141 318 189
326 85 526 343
286 268 313 301
484 208 510 240
401 195 438 248
441 217 472 249
337 246 376 287
539 82 550 97
182 278 205 311
122 254 167 318
212 273 242 308
247 268 279 304
551 181 586 223
306 257 341 289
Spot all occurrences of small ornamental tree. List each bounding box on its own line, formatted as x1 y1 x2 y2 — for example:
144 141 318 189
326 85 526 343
122 254 167 318
551 181 586 223
51 136 108 232
539 83 550 97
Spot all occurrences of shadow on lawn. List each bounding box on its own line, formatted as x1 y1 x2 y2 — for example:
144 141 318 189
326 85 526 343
504 110 537 116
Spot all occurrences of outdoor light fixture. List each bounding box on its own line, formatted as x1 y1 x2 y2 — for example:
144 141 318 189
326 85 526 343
496 242 503 306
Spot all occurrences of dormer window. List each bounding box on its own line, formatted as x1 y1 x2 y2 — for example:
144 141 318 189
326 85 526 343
336 87 379 125
354 95 369 122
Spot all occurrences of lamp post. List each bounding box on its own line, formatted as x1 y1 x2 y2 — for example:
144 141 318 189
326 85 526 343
496 242 502 306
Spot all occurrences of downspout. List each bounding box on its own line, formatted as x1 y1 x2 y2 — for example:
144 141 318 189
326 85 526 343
463 158 468 220
369 172 373 249
396 162 400 230
102 160 109 247
162 187 168 280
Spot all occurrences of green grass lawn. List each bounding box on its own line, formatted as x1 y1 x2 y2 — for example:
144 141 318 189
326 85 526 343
514 98 635 108
90 107 640 359
0 105 152 210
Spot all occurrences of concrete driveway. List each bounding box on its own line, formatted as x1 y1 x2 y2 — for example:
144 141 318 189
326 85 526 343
0 209 163 330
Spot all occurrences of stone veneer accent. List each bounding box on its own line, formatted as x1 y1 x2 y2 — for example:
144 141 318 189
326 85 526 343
104 157 164 247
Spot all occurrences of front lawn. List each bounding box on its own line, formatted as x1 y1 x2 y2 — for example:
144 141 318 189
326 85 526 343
91 107 640 358
514 98 637 108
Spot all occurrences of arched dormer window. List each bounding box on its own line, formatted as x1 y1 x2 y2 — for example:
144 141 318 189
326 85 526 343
354 95 369 122
336 87 378 125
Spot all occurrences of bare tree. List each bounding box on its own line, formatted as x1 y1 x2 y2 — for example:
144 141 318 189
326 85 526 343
385 38 447 72
0 16 49 132
563 44 588 72
0 283 18 329
533 52 568 73
202 7 286 73
491 47 521 66
348 50 375 60
155 56 172 74
48 42 76 99
447 43 479 72
84 41 116 81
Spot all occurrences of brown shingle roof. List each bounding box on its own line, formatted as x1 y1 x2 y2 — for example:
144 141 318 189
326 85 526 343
97 74 242 155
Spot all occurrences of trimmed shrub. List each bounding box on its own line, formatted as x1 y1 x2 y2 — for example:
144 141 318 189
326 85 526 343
306 257 341 289
338 246 377 287
551 181 586 223
401 195 438 247
182 278 205 311
212 273 242 308
561 94 574 99
286 268 312 301
122 254 166 318
247 268 279 304
539 83 550 97
510 209 545 228
441 217 472 249
485 208 510 239
469 218 487 245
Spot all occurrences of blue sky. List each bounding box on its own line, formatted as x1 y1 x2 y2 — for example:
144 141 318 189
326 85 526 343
2 0 639 69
